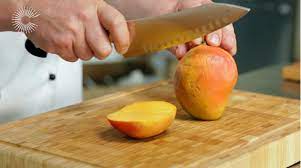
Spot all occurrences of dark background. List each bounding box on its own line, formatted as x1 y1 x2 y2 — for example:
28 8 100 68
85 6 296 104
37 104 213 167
216 0 299 73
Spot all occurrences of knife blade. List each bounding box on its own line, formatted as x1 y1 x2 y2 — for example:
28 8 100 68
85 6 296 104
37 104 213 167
26 3 249 59
124 3 250 57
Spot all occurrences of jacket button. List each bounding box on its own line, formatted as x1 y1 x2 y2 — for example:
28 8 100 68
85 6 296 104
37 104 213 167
49 74 56 81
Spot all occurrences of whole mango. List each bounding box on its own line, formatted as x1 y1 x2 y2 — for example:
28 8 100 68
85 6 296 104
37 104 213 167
174 45 238 120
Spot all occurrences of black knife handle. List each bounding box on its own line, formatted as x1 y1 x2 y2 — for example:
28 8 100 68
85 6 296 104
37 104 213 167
25 39 48 58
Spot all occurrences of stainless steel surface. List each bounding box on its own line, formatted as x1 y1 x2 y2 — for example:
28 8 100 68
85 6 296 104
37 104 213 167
124 3 250 57
236 64 300 99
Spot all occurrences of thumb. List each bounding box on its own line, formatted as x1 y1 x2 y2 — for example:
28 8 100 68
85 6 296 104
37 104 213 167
205 29 222 47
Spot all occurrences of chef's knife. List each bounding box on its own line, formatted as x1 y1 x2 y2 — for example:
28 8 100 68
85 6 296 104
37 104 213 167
124 3 249 57
26 3 249 58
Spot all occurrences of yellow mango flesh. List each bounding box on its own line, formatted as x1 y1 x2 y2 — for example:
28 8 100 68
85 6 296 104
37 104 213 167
107 101 176 139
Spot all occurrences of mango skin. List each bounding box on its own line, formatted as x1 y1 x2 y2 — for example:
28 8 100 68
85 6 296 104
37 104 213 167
174 45 238 120
108 116 175 139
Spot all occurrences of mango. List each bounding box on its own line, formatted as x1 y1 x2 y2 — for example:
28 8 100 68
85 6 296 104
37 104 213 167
107 101 176 139
174 45 238 120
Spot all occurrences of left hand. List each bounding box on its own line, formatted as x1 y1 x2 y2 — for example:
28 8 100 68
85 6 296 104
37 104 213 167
109 0 237 59
169 0 237 59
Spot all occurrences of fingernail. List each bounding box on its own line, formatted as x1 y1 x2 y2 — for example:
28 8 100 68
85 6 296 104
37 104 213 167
103 43 112 50
209 33 220 46
115 43 128 54
193 38 203 45
120 47 128 54
230 47 237 56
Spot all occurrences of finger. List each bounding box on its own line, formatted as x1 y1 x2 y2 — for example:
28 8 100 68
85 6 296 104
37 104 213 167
58 50 79 62
53 35 78 62
169 40 198 59
28 30 78 62
127 21 136 43
169 47 177 56
85 13 112 60
73 27 94 61
98 2 130 54
57 42 78 62
169 44 188 60
178 0 212 9
187 37 203 50
206 29 222 47
27 32 58 54
220 24 237 55
58 43 78 62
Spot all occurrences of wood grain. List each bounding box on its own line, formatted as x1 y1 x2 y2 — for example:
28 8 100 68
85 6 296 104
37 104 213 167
0 81 299 168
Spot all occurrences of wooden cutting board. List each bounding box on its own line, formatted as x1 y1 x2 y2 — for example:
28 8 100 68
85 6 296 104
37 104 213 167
0 81 299 168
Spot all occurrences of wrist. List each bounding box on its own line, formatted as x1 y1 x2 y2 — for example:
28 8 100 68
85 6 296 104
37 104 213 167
0 0 29 31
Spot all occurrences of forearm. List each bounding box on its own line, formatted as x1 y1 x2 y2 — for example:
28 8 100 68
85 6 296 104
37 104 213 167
0 0 27 31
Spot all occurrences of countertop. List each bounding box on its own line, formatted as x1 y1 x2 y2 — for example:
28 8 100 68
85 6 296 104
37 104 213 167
236 64 300 99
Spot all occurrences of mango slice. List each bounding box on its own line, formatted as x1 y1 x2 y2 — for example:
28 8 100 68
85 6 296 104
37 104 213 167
107 101 176 139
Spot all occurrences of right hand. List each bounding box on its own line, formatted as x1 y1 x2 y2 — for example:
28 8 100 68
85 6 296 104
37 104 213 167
26 0 131 62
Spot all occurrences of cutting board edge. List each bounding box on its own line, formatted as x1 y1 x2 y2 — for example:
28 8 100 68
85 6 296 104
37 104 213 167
187 119 300 167
0 140 100 168
215 130 300 168
0 129 298 168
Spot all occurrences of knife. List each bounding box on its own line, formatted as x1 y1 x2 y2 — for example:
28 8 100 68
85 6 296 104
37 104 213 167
25 3 249 58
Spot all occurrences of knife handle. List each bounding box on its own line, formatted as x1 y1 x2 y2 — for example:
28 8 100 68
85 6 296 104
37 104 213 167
25 39 48 58
25 36 113 59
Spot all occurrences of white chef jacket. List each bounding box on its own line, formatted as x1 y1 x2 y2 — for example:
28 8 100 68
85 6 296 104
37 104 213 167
0 32 82 124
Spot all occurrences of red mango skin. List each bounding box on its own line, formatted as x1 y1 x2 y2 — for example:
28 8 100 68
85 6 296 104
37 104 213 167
108 117 175 139
174 45 238 120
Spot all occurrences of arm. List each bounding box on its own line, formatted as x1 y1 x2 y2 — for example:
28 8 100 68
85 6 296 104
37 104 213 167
0 0 27 31
0 0 131 62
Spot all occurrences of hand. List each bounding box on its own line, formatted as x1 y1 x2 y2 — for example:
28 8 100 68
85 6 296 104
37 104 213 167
26 0 131 62
169 0 237 59
109 0 237 59
108 0 179 19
